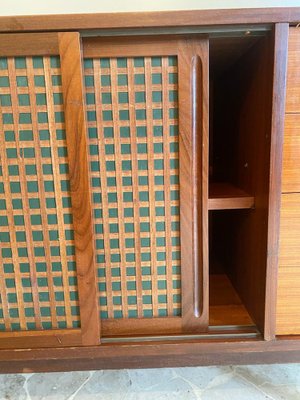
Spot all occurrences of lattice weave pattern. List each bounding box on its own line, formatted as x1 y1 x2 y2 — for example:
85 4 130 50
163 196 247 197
84 56 181 319
0 56 80 331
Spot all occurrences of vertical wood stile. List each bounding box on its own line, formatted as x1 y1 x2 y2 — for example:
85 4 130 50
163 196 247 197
127 58 143 317
93 59 114 319
7 59 42 330
266 23 289 340
58 32 100 345
178 39 209 331
192 55 203 318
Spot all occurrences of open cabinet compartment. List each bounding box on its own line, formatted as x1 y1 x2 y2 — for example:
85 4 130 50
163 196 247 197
208 32 274 335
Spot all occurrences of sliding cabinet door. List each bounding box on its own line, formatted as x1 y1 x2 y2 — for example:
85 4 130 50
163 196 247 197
0 33 99 348
0 33 209 347
82 35 209 336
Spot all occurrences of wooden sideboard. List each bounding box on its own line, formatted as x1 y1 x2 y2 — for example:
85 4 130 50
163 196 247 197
0 8 300 372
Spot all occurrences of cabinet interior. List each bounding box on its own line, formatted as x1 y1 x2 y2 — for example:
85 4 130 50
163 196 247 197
208 32 274 333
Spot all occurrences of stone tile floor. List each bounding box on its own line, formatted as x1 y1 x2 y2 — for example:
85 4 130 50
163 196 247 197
0 364 300 399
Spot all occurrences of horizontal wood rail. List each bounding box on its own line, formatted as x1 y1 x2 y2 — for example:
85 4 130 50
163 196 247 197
0 8 299 33
1 337 300 373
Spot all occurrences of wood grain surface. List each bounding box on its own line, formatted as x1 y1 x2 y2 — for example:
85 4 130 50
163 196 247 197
82 35 209 335
285 27 300 113
83 36 185 58
210 32 275 338
277 266 300 334
0 8 300 32
178 37 209 332
279 193 300 267
0 33 59 56
276 27 300 336
0 32 85 348
282 109 300 193
0 329 82 350
264 23 288 340
208 182 254 210
3 337 300 373
58 32 100 345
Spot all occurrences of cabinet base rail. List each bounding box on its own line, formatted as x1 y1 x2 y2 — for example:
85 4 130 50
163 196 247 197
0 337 300 373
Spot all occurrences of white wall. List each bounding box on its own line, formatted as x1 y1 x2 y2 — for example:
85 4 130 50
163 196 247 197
1 0 300 16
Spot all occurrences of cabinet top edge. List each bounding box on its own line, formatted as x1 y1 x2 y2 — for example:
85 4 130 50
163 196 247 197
0 7 299 33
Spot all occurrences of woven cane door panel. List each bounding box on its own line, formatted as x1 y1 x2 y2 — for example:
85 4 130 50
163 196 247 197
84 56 181 321
0 56 80 331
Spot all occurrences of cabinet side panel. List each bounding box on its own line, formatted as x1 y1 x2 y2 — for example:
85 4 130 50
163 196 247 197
285 28 300 113
277 27 300 335
279 194 300 267
277 194 300 334
281 114 300 193
277 266 300 335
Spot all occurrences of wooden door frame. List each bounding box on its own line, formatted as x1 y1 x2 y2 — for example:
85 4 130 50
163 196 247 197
82 34 209 336
0 32 100 348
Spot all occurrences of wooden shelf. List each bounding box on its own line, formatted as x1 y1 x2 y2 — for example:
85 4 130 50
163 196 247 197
209 274 254 326
208 182 254 210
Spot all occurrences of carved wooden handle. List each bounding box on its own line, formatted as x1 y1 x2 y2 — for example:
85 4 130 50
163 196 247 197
192 54 203 318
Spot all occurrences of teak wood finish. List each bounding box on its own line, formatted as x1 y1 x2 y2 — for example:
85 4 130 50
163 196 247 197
58 32 100 345
281 114 300 193
279 196 300 268
1 338 300 373
276 27 300 336
208 24 288 339
285 28 300 114
0 8 299 32
0 7 299 371
81 35 210 336
265 23 289 341
0 32 100 348
0 33 210 342
208 183 254 210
